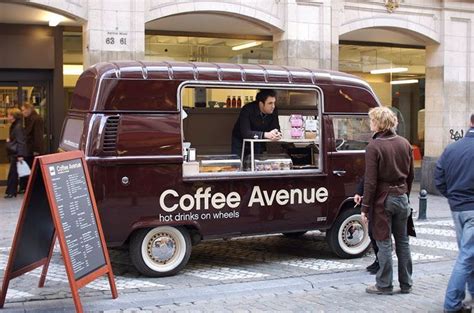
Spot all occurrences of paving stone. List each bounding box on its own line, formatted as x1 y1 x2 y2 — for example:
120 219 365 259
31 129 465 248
0 184 461 312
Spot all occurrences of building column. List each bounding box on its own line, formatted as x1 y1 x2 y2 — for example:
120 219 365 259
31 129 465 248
422 10 474 194
83 0 145 68
273 0 332 69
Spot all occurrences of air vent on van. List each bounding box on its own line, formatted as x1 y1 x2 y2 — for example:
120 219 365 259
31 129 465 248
102 115 119 154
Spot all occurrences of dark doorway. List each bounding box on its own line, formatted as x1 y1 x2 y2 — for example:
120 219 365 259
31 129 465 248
0 70 52 182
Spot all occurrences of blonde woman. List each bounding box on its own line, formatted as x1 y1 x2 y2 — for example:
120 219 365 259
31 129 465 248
360 106 414 295
5 108 27 198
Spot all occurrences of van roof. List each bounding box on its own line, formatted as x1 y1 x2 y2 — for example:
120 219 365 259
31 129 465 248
85 61 371 89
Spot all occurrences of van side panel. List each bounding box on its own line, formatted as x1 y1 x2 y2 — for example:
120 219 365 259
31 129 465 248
70 72 97 111
98 79 180 111
117 114 181 156
322 84 379 113
92 166 329 245
90 163 182 245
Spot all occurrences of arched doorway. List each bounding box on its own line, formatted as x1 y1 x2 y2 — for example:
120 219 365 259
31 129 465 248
339 25 439 176
0 2 82 183
145 5 283 64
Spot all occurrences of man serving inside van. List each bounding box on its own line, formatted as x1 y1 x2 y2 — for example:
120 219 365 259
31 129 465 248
231 89 281 155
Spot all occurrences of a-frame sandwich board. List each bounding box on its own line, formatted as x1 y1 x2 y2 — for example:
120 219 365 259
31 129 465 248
0 150 118 312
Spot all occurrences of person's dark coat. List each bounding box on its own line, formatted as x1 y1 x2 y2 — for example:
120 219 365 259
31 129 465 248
24 110 44 156
434 127 474 212
7 119 27 157
231 101 280 155
361 129 414 241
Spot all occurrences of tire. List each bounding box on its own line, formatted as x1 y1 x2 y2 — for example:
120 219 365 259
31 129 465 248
129 226 192 277
326 208 370 258
282 231 307 238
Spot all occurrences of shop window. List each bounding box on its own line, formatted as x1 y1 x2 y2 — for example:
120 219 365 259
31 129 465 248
145 35 273 65
181 86 321 178
332 115 371 151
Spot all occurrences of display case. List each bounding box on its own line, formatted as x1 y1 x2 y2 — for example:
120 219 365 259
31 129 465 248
244 154 293 172
198 155 242 173
241 138 317 172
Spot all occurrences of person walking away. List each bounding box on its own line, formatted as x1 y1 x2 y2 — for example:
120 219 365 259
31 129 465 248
19 102 44 193
4 108 27 198
361 107 414 295
434 114 474 313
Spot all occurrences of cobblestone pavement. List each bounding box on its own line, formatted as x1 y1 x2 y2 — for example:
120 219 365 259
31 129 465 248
0 185 462 312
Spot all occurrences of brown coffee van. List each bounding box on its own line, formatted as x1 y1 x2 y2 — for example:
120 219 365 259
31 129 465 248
59 61 380 277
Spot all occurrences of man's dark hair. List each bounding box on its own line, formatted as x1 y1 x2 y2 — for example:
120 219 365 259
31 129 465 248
256 89 277 104
471 113 474 125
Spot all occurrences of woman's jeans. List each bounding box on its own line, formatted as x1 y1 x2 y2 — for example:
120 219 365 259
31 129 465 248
375 194 413 290
444 210 474 311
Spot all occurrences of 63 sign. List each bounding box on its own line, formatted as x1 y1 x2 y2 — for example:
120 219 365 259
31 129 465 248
104 31 129 51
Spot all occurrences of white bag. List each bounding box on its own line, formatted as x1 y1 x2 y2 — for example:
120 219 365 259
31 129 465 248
17 160 31 178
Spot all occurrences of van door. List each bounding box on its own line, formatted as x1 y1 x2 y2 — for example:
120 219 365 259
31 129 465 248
328 114 371 204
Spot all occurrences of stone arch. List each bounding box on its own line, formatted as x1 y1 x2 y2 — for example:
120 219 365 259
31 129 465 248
340 17 440 45
146 1 284 34
27 0 87 23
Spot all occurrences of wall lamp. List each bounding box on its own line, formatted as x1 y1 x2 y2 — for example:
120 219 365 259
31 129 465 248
370 67 408 74
232 41 262 51
390 79 419 85
48 15 62 27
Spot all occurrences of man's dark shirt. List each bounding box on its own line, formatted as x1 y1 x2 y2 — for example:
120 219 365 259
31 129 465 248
435 127 474 212
231 101 280 155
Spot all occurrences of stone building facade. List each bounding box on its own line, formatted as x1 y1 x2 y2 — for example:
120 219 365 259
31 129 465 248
2 0 474 191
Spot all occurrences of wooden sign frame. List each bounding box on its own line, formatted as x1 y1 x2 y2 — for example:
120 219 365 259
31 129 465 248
0 151 117 312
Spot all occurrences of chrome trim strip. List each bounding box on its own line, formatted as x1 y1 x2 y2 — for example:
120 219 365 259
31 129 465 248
86 155 183 161
85 113 100 157
328 150 366 155
331 74 371 89
183 169 326 181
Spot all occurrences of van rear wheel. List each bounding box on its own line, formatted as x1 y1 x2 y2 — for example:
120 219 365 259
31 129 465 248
327 208 370 258
130 226 192 277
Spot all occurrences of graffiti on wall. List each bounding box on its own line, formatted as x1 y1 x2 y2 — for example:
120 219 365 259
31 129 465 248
450 129 464 141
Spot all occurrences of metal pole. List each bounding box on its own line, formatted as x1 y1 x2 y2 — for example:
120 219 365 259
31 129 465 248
418 189 427 220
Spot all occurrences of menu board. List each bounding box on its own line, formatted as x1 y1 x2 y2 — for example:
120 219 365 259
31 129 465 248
11 169 55 274
1 151 117 313
47 158 106 280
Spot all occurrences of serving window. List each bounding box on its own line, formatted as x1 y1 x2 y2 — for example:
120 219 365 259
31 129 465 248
180 85 322 178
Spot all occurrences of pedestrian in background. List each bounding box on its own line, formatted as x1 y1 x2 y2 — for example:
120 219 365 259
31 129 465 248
19 102 44 193
361 106 414 295
435 114 474 313
4 108 27 199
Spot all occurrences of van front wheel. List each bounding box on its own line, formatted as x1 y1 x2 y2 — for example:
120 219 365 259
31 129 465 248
130 226 192 277
326 209 370 258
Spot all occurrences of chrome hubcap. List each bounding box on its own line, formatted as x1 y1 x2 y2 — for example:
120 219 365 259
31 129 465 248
342 220 364 247
147 233 176 264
